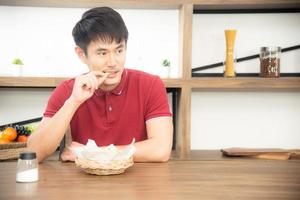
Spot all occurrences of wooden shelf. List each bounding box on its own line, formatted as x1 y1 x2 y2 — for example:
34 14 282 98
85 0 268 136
0 76 186 88
163 78 187 88
1 0 299 9
190 77 300 90
0 76 67 88
1 0 299 159
193 0 300 9
0 0 182 9
1 76 300 90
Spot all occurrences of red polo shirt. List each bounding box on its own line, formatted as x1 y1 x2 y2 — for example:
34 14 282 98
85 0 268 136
44 69 172 146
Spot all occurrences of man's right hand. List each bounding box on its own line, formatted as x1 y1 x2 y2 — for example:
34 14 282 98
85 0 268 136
69 71 109 105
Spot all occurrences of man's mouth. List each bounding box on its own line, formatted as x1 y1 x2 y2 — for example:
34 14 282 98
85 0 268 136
104 70 119 78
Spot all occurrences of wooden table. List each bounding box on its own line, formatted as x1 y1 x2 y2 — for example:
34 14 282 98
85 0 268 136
1 155 300 200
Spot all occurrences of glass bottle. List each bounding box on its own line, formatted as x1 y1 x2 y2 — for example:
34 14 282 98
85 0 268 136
16 152 38 183
260 46 281 78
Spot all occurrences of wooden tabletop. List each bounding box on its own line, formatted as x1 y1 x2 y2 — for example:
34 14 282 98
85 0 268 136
1 156 300 200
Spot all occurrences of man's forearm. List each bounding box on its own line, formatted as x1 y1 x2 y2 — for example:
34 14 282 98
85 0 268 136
131 138 172 162
27 98 80 162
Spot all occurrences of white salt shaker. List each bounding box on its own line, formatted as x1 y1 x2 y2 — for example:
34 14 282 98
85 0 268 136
16 152 38 183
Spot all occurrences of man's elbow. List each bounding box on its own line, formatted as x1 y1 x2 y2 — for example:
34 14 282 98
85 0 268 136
156 149 171 162
159 154 170 162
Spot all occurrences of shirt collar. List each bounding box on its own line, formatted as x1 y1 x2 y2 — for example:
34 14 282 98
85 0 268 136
95 69 128 97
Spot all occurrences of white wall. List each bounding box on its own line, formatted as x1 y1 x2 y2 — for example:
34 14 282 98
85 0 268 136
0 88 172 126
191 13 300 149
191 91 300 149
1 8 300 149
0 6 179 77
0 6 178 125
192 13 300 73
0 88 52 125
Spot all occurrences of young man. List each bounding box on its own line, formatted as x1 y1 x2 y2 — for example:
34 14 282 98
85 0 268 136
28 7 173 163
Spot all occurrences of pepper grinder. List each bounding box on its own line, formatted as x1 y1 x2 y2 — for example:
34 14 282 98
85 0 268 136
224 29 237 77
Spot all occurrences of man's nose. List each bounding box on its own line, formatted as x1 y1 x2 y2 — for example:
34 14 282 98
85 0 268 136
107 53 117 67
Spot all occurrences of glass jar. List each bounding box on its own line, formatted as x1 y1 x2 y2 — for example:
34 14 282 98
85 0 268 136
260 46 281 78
16 152 38 183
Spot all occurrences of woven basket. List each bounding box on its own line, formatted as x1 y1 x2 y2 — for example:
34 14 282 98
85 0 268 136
75 157 134 175
0 142 27 161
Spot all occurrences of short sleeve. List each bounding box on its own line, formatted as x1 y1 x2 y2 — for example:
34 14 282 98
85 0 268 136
145 77 172 121
43 81 72 118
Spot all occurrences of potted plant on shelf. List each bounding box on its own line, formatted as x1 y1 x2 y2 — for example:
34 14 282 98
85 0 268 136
11 58 24 76
161 59 171 78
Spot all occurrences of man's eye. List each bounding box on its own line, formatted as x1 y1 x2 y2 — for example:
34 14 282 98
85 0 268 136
98 52 106 56
117 49 123 54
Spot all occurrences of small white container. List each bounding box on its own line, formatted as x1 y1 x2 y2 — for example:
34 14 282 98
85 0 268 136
161 66 171 78
11 64 23 76
161 59 171 78
16 152 38 183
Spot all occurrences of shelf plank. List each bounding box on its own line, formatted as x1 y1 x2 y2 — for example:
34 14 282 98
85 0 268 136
179 4 193 78
0 0 182 9
0 76 185 88
1 0 299 9
1 77 300 89
190 77 300 90
176 86 192 158
0 77 67 88
193 0 300 9
162 78 187 88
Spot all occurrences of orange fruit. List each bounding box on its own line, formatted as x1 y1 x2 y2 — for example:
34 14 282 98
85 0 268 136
0 137 10 144
17 135 28 143
2 127 17 141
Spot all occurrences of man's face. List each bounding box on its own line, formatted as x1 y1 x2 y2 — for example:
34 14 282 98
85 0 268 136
78 39 126 91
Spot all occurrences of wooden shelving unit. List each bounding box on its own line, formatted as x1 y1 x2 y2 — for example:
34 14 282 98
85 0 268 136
1 76 300 89
0 76 67 88
192 0 300 9
0 76 187 88
1 0 299 9
190 77 300 90
0 0 182 9
1 0 300 159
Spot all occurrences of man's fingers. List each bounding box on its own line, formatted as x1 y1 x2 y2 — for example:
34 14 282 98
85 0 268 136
92 70 109 78
82 78 97 92
79 71 110 91
95 72 109 87
83 79 92 89
61 141 84 162
98 72 110 81
90 74 99 90
70 141 85 147
89 71 110 87
60 149 75 162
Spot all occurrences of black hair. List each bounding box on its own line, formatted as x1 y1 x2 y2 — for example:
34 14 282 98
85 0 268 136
72 7 128 55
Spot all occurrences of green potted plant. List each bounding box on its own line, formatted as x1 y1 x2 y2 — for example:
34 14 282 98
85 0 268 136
161 59 171 78
11 58 24 76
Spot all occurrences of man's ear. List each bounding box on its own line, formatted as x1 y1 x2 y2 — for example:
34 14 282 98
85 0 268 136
75 46 87 64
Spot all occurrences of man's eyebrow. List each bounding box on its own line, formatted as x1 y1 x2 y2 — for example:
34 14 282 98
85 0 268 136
95 44 124 52
116 44 124 49
96 48 107 52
